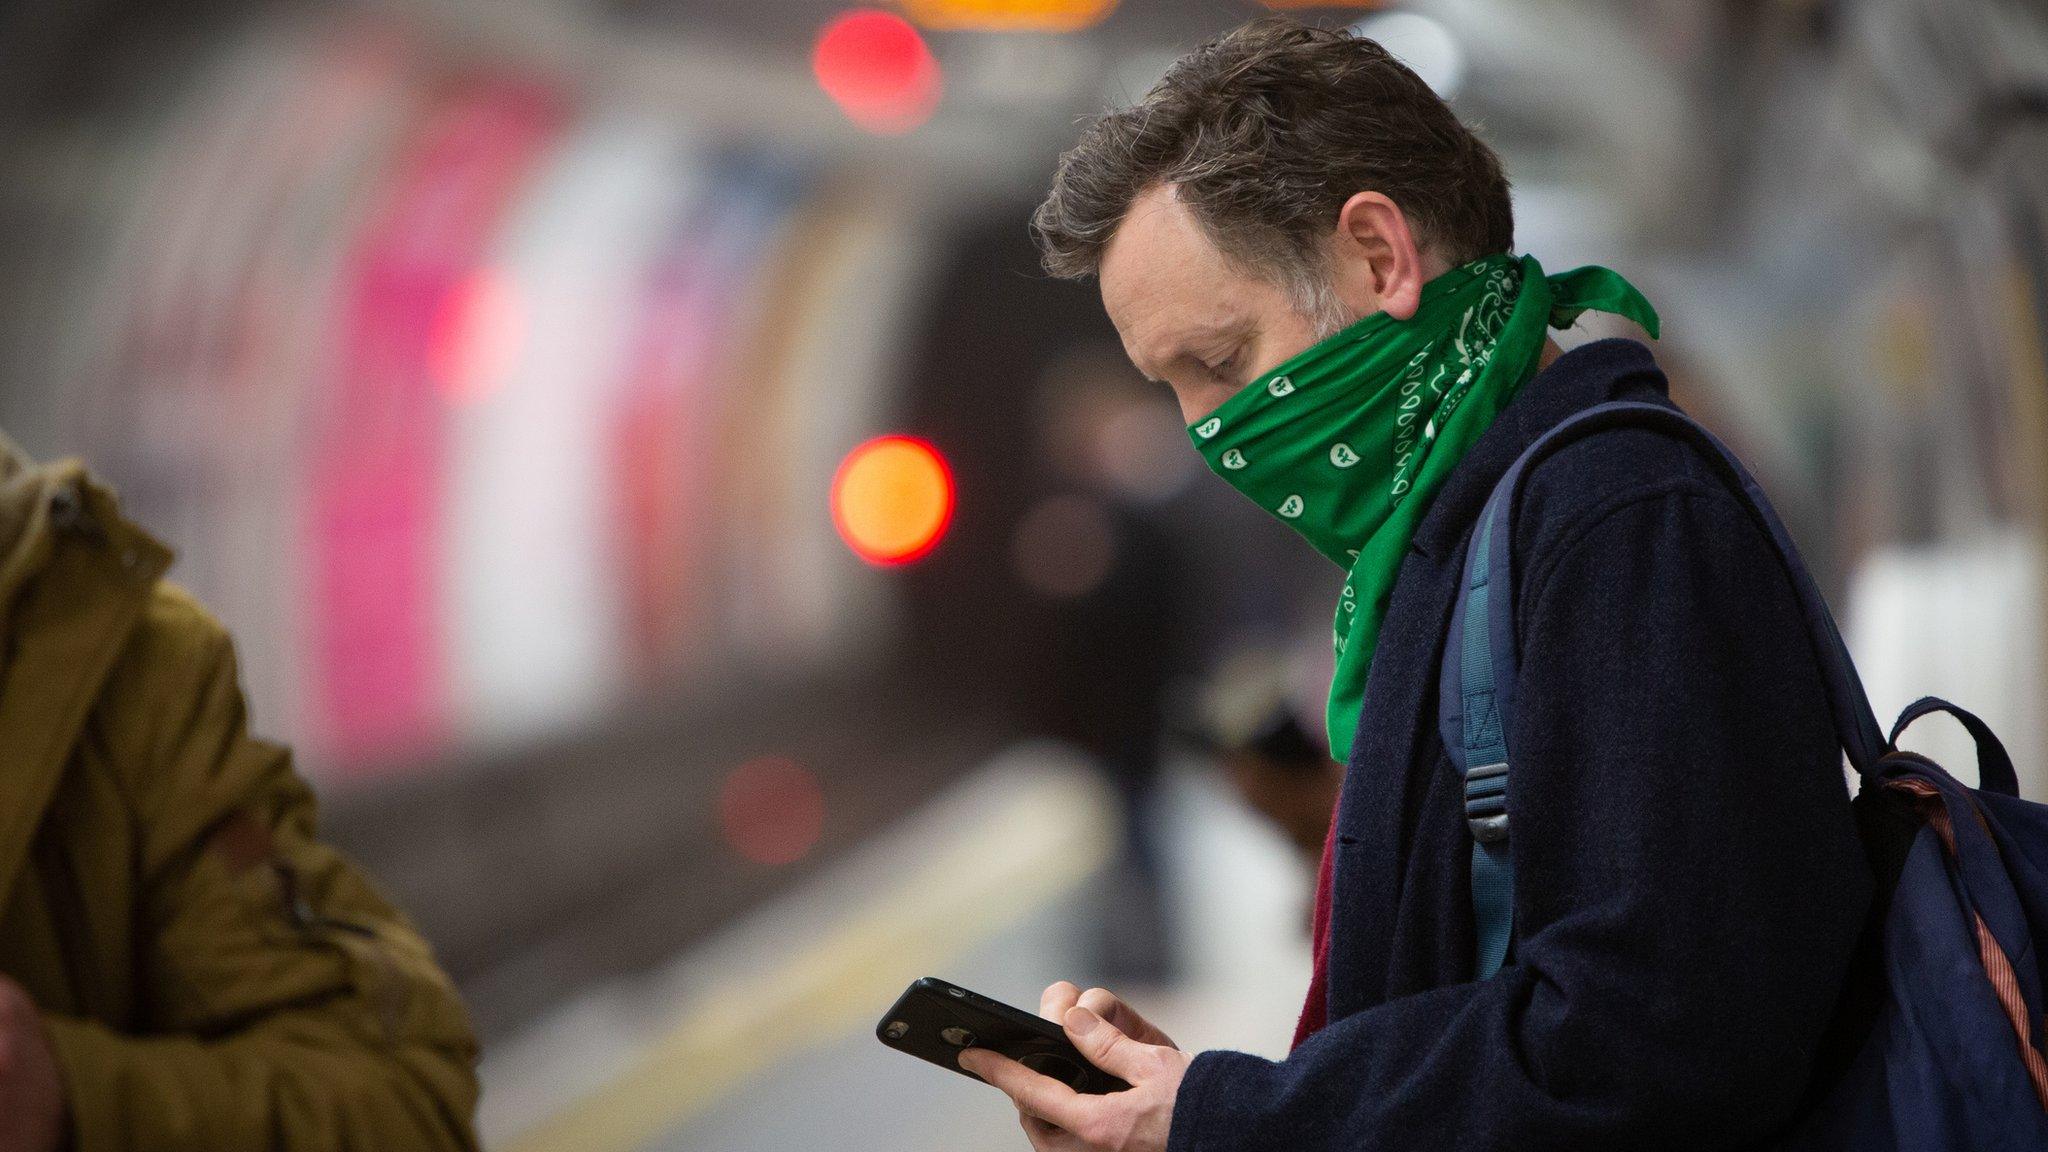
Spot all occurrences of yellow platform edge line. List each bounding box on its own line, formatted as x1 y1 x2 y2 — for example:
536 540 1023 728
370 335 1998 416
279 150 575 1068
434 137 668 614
505 767 1116 1152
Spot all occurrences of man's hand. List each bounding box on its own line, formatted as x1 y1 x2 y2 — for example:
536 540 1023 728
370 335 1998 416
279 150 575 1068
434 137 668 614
0 976 64 1152
1037 982 1176 1050
960 983 1191 1152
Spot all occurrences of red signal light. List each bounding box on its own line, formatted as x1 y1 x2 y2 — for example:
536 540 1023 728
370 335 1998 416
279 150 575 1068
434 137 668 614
812 9 942 134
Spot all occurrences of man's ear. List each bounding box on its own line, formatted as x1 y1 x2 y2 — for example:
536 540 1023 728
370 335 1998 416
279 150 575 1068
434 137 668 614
1333 192 1426 321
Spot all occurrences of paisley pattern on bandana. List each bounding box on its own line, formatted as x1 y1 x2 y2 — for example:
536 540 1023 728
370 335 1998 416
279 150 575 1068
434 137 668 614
1189 253 1659 760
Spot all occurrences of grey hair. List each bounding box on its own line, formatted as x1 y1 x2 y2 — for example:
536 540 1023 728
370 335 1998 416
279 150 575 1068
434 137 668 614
1032 16 1513 321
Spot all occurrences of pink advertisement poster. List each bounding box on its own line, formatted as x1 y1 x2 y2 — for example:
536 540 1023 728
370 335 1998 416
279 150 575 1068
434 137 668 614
307 76 565 769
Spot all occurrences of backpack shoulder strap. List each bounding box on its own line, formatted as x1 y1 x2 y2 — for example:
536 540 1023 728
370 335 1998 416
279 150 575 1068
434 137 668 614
1439 399 1885 980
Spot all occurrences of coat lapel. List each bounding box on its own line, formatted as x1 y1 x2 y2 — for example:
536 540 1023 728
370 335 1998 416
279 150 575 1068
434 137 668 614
1330 540 1459 1012
0 474 170 904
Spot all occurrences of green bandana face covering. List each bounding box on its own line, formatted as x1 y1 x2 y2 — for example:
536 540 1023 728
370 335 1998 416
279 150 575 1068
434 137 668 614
1189 253 1659 761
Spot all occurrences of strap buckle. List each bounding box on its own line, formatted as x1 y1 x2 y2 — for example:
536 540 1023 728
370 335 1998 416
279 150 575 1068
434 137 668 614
1464 760 1510 843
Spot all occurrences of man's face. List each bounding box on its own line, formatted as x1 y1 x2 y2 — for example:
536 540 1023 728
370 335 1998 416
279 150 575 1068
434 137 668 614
1099 184 1344 425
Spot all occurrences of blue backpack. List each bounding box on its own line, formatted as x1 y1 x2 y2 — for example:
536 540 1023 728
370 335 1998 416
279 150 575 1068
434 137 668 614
1439 400 2048 1148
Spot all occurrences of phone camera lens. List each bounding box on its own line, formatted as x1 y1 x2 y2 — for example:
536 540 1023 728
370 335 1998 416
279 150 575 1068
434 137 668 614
940 1026 976 1047
883 1021 909 1041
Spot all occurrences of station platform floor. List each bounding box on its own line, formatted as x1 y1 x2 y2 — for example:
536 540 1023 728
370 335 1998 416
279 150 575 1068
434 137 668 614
477 745 1315 1152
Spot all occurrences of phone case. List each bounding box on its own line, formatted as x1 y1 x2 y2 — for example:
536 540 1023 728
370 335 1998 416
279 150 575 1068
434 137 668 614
876 977 1130 1095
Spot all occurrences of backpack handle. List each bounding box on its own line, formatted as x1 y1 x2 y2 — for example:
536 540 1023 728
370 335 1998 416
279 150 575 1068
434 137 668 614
1888 696 2021 796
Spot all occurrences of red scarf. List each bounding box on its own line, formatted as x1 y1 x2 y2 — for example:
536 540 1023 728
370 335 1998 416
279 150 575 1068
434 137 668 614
1291 807 1340 1049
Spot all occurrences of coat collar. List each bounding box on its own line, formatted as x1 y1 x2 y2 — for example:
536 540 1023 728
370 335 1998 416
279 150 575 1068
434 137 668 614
0 467 172 900
1409 338 1669 563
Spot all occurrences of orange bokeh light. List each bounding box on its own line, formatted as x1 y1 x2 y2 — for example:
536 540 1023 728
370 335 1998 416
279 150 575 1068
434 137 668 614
899 0 1118 32
720 757 826 866
812 9 942 134
831 434 955 566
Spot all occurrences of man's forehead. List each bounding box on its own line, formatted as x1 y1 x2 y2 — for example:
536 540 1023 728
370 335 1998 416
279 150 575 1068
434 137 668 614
1100 186 1241 375
1100 187 1206 311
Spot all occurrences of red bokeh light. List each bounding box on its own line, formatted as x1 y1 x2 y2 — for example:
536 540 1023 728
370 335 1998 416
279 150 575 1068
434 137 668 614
719 757 827 866
831 434 956 566
812 9 942 134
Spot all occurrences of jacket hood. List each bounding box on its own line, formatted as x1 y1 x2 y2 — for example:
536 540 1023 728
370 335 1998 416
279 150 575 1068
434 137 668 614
0 430 172 905
0 429 59 636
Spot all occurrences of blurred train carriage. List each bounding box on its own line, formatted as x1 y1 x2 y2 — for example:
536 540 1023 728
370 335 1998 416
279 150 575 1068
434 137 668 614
0 0 2043 1147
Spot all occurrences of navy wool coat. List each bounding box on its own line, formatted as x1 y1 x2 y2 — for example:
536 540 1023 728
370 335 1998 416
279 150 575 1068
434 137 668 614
1169 339 1874 1151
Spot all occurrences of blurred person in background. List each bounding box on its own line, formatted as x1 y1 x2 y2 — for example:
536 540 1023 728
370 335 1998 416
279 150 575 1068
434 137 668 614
959 18 1873 1152
0 432 478 1151
1017 349 1195 985
1192 644 1340 864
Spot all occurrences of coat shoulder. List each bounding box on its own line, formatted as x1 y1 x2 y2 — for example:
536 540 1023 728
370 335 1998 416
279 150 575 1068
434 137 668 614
1509 412 1738 563
136 579 231 651
88 580 243 791
104 579 237 710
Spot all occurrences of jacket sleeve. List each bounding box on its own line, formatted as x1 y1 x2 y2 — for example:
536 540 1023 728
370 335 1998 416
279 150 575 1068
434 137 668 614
1168 483 1873 1151
39 587 480 1152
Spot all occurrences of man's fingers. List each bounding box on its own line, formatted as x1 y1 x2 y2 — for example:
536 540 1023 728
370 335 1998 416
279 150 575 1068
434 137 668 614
959 1049 1089 1131
1040 980 1081 1022
1076 987 1149 1042
1075 986 1122 1018
1074 986 1177 1049
1075 986 1130 1039
1063 1005 1164 1082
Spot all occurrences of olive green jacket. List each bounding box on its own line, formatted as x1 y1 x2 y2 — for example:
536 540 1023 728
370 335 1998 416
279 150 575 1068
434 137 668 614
0 441 479 1151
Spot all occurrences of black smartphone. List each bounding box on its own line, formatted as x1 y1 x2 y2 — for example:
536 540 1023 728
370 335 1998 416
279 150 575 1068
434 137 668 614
877 977 1129 1095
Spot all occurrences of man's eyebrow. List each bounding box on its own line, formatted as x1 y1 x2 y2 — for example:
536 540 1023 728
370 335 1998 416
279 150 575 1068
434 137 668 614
1161 318 1252 374
1129 316 1249 385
